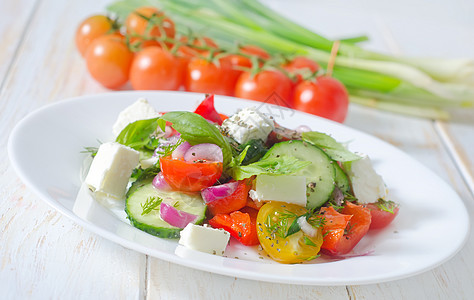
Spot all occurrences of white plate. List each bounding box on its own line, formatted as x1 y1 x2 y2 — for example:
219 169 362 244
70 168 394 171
8 91 469 286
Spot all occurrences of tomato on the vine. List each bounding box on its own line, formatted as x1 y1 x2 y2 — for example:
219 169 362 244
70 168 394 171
282 56 319 84
185 57 234 96
129 46 186 90
85 34 134 89
159 156 223 192
177 36 219 58
240 45 270 60
320 202 371 256
221 53 252 88
293 76 349 123
125 6 175 48
256 201 324 264
235 70 293 107
75 15 116 57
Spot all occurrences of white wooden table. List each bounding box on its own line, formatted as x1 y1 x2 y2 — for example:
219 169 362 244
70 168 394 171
2 0 473 299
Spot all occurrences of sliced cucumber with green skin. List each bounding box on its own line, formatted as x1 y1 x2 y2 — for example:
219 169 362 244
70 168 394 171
334 162 350 194
125 179 207 239
263 140 335 210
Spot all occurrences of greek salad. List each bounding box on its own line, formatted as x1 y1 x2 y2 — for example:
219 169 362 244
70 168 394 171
82 94 399 264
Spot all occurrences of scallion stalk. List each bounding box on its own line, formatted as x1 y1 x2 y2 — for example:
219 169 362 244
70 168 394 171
106 0 474 119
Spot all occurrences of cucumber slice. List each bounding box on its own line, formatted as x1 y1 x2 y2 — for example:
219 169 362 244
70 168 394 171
125 179 207 239
263 140 335 209
334 162 350 194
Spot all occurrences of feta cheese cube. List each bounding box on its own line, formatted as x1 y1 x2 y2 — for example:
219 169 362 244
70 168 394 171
179 224 230 256
255 174 307 207
221 107 275 144
344 154 387 204
84 142 139 200
112 98 160 136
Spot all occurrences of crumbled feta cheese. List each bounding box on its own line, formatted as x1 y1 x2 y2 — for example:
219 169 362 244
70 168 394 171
84 142 139 200
248 189 264 208
112 98 160 136
179 224 230 256
345 154 387 204
221 107 275 144
255 174 307 207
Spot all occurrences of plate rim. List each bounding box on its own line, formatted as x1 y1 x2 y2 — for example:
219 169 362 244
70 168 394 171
7 90 471 286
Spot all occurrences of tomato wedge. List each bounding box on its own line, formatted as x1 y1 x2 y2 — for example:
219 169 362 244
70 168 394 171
320 202 371 255
365 200 400 230
159 156 222 192
209 207 259 246
205 178 252 215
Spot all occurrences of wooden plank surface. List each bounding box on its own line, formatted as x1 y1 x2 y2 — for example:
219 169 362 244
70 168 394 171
1 0 473 299
0 0 145 299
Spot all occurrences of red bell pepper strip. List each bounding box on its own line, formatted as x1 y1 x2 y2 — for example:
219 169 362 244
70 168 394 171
193 94 223 125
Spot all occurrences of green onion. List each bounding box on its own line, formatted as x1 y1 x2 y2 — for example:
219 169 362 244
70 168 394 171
107 0 474 119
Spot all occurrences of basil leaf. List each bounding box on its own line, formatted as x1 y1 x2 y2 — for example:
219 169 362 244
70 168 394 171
230 155 311 180
115 117 162 149
161 111 232 166
302 131 361 162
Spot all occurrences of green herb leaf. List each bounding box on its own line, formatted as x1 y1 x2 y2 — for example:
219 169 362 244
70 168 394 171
375 198 399 214
115 117 161 149
131 165 160 182
155 138 185 157
285 218 301 237
161 111 232 166
303 236 317 247
302 131 361 162
81 146 99 158
141 196 163 215
230 154 311 180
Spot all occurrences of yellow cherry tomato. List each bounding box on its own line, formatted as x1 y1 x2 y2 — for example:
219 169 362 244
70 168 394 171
256 201 323 264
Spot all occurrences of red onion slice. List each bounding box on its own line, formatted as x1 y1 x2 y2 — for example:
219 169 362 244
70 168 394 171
160 202 199 228
296 125 311 133
184 143 223 163
201 181 239 204
153 134 182 157
152 172 172 191
172 141 191 159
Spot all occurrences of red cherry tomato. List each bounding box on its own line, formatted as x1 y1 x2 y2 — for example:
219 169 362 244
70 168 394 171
320 202 371 256
205 179 252 216
293 76 349 123
221 53 252 89
85 34 134 89
129 46 186 90
125 6 175 48
239 45 271 60
282 56 319 84
177 36 219 58
235 70 293 107
159 156 223 192
365 201 400 230
75 15 116 57
185 58 234 96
